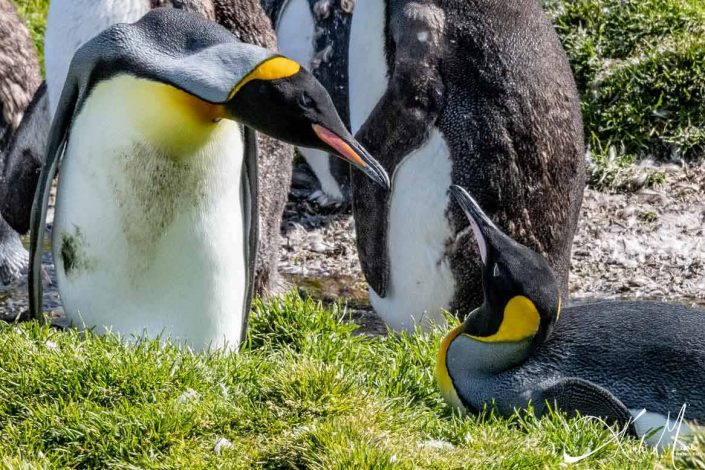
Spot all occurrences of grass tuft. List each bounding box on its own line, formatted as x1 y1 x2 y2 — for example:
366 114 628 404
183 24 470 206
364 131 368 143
544 0 705 165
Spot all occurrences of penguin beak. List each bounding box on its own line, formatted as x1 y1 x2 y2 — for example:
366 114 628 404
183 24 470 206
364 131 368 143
449 185 495 265
312 124 390 189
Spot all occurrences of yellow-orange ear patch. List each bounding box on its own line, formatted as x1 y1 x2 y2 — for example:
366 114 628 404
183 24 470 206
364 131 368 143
469 295 540 343
229 56 301 99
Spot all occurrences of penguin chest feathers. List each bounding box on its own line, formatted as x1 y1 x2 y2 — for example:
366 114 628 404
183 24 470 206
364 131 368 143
53 75 248 350
349 1 455 331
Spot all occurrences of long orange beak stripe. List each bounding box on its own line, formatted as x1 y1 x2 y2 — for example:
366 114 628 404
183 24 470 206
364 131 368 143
312 124 367 168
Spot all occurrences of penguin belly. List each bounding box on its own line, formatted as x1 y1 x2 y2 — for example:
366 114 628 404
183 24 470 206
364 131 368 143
369 129 455 331
52 76 247 351
348 0 387 134
349 3 454 331
275 0 343 202
45 0 150 115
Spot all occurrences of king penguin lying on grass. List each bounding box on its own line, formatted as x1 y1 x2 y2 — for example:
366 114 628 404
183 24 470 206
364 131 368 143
437 185 705 448
29 8 389 351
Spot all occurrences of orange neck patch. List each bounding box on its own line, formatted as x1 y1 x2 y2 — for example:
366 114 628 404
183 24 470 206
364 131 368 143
469 296 540 343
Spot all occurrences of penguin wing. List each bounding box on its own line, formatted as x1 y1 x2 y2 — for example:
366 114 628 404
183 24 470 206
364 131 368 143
239 125 259 344
28 73 81 319
537 378 637 436
351 4 445 297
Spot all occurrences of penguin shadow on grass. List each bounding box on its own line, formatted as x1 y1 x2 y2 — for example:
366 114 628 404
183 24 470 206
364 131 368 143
435 184 705 450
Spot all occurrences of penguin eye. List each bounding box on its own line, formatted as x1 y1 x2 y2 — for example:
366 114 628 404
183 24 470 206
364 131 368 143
298 92 314 109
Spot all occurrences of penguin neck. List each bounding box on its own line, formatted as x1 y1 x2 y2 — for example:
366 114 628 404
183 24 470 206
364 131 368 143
109 75 229 158
449 306 536 376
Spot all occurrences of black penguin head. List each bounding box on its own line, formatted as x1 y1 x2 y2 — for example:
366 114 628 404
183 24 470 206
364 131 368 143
435 187 562 411
227 59 389 189
448 185 561 349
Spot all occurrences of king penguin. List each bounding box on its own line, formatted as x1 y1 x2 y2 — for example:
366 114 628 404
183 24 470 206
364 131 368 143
0 0 43 285
437 185 705 449
40 0 293 295
348 0 586 332
29 8 389 351
262 0 354 206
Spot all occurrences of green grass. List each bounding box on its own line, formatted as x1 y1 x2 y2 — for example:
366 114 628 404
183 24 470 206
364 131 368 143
543 0 705 168
0 293 700 468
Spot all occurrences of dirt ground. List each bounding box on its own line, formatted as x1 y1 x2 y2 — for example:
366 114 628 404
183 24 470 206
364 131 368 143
282 160 705 312
2 160 703 327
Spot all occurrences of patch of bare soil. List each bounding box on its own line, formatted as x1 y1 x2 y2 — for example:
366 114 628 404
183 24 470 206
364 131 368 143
282 161 705 319
572 161 705 307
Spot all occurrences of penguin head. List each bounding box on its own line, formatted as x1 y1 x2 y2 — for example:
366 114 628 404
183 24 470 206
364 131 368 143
57 8 389 190
435 186 562 410
226 57 389 189
448 184 561 348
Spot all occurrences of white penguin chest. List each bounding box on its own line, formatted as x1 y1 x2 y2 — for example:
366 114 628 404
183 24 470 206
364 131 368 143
52 76 248 351
348 0 388 134
275 0 315 67
349 2 455 331
45 0 151 115
369 130 455 332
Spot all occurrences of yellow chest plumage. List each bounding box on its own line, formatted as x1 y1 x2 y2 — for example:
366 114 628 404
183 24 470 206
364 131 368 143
106 75 228 157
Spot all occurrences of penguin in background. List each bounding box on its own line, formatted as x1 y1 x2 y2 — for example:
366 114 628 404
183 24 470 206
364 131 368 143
438 185 705 449
23 0 293 295
262 0 354 207
348 0 585 332
0 0 44 285
30 8 389 350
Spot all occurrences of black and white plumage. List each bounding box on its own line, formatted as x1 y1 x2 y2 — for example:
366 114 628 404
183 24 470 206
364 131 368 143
348 0 586 332
30 8 388 350
262 0 353 207
14 0 293 296
438 186 705 449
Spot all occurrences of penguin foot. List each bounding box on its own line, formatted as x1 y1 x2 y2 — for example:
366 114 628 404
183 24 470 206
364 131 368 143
0 234 28 286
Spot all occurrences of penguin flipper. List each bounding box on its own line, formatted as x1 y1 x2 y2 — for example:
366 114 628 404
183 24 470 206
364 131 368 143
239 125 259 345
351 4 445 297
538 378 637 436
28 74 80 321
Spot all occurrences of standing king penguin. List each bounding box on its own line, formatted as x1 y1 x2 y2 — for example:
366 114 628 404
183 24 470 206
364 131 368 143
30 8 389 350
348 0 585 331
39 0 293 294
0 0 43 285
262 0 354 206
438 185 705 448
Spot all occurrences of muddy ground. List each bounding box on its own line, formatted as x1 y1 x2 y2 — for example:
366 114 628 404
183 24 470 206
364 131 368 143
2 160 703 330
